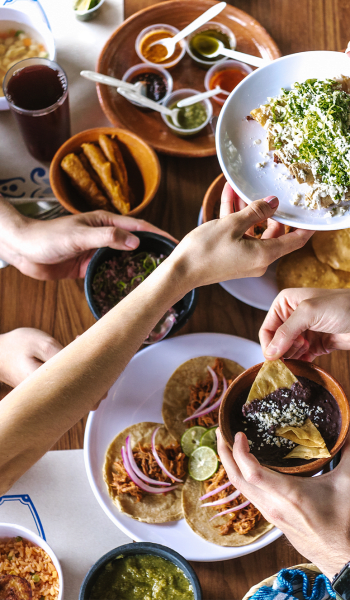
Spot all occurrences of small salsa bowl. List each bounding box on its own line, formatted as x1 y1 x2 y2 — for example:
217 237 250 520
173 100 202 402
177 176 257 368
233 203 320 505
186 21 236 68
79 542 202 599
219 359 350 476
84 231 197 338
135 23 186 69
161 88 213 137
122 62 173 107
204 59 253 106
49 127 161 217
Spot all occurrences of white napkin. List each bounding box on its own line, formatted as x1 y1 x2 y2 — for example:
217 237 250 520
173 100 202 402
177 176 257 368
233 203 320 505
0 449 131 599
0 0 123 200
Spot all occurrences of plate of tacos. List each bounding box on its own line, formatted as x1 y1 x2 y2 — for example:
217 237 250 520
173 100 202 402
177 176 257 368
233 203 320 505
84 332 282 561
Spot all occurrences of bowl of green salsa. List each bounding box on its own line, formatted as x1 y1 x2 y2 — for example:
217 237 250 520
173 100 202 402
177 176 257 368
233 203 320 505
161 88 213 137
79 542 202 600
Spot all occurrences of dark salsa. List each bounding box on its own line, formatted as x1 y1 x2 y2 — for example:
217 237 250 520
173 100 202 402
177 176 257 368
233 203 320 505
92 251 166 316
230 376 341 467
89 554 195 600
130 71 167 102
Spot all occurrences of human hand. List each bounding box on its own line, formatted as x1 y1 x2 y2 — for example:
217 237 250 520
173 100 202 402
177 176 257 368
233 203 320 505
172 183 313 288
217 428 350 580
259 288 350 361
0 201 176 280
0 328 63 387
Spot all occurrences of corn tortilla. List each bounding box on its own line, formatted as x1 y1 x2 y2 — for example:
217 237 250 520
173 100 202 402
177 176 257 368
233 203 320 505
182 477 273 547
246 359 297 405
312 229 350 272
104 422 183 523
162 357 244 441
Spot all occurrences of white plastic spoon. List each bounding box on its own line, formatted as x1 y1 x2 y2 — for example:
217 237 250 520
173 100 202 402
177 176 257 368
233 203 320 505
80 70 145 94
199 40 269 68
117 87 181 127
177 86 228 108
147 1 227 60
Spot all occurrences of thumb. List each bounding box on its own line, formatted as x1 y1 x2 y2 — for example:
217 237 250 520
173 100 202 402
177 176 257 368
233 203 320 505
233 196 279 237
77 225 140 252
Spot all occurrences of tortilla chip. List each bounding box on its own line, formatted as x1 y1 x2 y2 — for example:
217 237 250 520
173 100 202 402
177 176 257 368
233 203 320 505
246 359 297 405
104 422 183 523
162 357 244 441
276 244 350 290
312 229 350 272
182 478 273 547
276 418 327 448
284 444 331 460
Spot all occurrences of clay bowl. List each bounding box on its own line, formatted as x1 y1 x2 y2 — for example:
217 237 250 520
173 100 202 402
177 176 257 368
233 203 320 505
202 173 225 223
50 127 161 217
219 359 350 476
96 0 281 157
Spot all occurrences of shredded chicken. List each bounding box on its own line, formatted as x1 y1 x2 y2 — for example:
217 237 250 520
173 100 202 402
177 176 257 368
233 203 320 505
204 465 262 536
111 442 187 502
186 359 234 428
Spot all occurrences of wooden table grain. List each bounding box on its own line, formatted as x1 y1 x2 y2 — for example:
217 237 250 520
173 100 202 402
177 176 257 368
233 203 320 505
1 0 350 598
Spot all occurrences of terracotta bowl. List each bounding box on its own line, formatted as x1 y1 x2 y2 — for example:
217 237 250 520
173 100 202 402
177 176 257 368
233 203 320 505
49 127 161 217
202 173 225 223
219 359 350 476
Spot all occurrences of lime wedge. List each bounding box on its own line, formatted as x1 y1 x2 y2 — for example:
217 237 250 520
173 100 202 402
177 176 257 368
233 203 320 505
181 426 207 457
75 0 98 11
188 446 218 481
200 427 218 452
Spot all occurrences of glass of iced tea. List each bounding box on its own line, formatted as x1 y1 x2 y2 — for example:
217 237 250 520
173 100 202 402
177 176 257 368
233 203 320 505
3 57 71 162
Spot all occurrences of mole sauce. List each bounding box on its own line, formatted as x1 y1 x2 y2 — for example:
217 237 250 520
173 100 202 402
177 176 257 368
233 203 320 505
230 376 340 466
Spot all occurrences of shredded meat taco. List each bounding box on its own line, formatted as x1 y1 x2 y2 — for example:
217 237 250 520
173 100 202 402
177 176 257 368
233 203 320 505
182 461 273 547
163 357 244 440
104 422 186 523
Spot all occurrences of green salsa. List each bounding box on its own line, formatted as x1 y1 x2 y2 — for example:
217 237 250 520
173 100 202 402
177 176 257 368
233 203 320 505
168 101 207 130
189 29 231 62
89 554 195 600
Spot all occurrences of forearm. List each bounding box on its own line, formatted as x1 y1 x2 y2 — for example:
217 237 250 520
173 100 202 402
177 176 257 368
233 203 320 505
0 254 188 493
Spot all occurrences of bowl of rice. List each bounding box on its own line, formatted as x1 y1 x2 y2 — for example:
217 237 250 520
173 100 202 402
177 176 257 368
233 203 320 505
0 522 63 599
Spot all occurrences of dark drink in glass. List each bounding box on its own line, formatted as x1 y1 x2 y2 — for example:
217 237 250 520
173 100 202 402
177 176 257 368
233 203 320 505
3 57 71 162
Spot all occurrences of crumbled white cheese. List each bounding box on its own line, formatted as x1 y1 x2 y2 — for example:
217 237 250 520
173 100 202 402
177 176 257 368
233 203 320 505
256 161 266 169
253 139 261 145
291 192 303 205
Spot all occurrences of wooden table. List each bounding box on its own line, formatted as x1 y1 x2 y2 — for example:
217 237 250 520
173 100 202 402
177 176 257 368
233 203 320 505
1 0 350 597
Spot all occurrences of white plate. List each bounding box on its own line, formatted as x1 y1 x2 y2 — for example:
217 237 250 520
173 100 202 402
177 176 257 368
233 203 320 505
198 207 277 311
84 332 281 562
216 51 350 231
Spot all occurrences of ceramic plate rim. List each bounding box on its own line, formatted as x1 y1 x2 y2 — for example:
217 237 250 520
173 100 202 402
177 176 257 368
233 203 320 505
84 332 281 562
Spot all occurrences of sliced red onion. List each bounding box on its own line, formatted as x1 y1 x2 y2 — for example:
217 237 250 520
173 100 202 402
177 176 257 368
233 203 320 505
188 377 227 421
121 447 179 494
209 500 251 521
200 481 232 501
201 489 241 508
183 366 218 423
151 427 183 483
125 435 170 486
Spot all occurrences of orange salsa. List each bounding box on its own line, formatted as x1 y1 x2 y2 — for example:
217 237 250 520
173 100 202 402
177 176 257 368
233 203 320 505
209 66 248 103
140 30 182 65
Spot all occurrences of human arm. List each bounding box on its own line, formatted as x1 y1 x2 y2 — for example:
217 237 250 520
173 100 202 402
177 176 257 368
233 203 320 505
217 428 350 580
259 288 350 361
0 192 312 493
0 196 176 280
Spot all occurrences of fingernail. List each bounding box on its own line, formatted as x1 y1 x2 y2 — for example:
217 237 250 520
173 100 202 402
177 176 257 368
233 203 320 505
265 344 277 357
125 235 139 249
264 195 278 208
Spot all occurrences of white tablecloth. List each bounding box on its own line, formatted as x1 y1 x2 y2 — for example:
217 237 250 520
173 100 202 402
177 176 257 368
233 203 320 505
0 0 123 199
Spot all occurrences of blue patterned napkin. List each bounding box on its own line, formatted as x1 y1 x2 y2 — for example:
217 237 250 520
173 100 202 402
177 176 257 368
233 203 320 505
250 568 335 600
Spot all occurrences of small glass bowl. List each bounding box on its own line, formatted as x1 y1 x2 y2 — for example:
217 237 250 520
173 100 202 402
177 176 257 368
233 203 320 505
204 59 253 105
135 24 186 69
122 63 173 107
186 21 236 68
161 88 213 137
